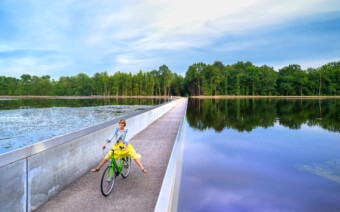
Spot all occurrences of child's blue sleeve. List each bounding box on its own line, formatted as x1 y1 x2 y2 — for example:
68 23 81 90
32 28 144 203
106 128 118 143
123 129 129 145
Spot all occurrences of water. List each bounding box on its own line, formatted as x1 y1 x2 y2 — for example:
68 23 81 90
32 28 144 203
0 98 167 154
178 98 340 212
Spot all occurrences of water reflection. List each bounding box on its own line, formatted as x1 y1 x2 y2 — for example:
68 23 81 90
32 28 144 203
0 97 168 110
186 98 339 133
296 159 340 184
178 98 340 212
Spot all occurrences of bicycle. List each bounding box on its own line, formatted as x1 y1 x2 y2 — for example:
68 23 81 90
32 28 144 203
100 146 131 196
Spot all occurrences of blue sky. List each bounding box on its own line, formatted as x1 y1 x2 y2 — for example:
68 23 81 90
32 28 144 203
0 0 340 79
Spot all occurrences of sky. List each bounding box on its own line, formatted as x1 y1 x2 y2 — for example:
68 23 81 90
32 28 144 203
0 0 340 79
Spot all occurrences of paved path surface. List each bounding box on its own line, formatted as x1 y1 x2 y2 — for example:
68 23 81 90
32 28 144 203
36 98 188 212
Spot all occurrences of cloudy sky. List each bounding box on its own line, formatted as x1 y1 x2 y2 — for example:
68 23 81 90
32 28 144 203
1 0 340 79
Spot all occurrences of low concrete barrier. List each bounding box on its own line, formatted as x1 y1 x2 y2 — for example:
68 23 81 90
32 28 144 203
154 109 186 212
0 98 182 212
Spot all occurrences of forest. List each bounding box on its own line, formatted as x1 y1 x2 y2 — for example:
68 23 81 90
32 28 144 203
0 61 339 96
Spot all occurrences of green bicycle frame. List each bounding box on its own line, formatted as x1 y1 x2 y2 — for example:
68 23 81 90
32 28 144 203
106 149 125 180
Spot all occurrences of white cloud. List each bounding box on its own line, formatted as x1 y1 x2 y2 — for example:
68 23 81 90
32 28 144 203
269 57 340 70
115 53 154 66
2 0 340 76
0 58 72 79
0 45 14 52
126 0 340 50
296 159 340 184
73 0 340 54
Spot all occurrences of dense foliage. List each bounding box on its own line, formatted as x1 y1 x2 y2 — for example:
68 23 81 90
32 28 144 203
0 61 339 96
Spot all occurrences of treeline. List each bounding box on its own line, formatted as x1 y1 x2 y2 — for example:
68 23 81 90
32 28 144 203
0 61 339 96
0 65 185 96
186 61 339 96
186 98 339 133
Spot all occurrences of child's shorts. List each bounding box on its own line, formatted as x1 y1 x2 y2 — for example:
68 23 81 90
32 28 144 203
105 142 141 160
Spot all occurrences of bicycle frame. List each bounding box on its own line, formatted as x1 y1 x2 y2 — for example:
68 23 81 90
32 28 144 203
105 148 126 180
110 155 124 172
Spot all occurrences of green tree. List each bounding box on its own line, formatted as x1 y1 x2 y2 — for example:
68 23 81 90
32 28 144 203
185 62 206 96
0 76 6 95
213 61 224 93
201 65 220 95
0 76 18 95
159 65 172 96
244 65 260 96
145 72 155 96
132 74 139 95
75 73 92 96
20 74 32 95
306 67 319 95
136 70 144 95
258 65 277 95
292 69 308 96
171 73 184 96
112 72 122 96
277 65 300 95
150 70 161 96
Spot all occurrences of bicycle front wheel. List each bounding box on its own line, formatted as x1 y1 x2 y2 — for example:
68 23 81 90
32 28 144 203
121 157 131 178
101 166 115 196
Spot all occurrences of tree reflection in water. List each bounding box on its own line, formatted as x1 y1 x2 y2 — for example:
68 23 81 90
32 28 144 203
0 97 168 110
186 98 339 133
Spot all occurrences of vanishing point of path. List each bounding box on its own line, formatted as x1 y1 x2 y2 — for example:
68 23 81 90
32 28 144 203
36 98 188 212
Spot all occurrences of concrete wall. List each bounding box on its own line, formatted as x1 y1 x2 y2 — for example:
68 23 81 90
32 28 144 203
0 159 27 211
0 98 181 212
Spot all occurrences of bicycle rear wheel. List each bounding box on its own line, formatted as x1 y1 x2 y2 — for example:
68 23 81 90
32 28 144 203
101 165 115 196
121 157 131 178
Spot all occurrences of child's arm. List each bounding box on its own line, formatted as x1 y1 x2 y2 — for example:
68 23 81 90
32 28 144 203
103 128 118 148
122 129 129 149
102 141 109 148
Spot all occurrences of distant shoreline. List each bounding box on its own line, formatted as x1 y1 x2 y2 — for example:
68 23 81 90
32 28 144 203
190 95 340 99
0 95 175 99
0 95 339 99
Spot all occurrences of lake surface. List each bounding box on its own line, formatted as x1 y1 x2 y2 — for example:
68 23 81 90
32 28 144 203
178 98 340 212
0 98 167 154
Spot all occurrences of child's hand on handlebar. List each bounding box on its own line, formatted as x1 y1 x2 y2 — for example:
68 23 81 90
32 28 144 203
102 140 109 149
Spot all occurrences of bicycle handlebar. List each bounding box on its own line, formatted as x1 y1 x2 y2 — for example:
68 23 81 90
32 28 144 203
102 146 124 151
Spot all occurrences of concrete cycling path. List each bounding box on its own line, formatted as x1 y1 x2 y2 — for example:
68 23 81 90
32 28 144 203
36 98 188 212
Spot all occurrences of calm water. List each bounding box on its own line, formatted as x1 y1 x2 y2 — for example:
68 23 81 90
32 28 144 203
178 98 340 212
0 98 167 154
